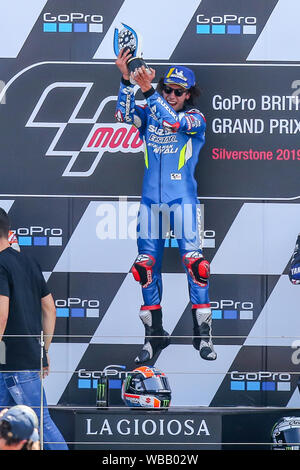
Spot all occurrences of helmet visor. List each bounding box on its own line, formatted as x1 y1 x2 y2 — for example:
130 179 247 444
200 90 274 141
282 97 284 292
143 375 171 393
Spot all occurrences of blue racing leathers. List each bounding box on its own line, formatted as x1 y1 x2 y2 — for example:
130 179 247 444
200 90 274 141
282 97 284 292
115 79 209 310
289 234 300 284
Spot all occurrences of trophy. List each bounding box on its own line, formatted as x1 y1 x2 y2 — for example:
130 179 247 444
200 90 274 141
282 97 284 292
113 23 149 84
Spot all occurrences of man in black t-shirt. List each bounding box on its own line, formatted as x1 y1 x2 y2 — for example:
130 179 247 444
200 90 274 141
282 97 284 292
0 208 68 450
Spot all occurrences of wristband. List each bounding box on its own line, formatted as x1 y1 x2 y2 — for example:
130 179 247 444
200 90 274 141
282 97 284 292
121 76 131 86
143 87 155 99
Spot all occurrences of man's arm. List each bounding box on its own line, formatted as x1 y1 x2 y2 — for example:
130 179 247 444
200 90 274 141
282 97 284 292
0 295 9 342
115 79 149 134
41 293 56 375
115 48 148 132
0 267 10 342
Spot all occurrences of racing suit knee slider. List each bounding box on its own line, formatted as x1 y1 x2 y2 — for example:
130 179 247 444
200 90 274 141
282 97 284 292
182 251 210 286
131 254 156 288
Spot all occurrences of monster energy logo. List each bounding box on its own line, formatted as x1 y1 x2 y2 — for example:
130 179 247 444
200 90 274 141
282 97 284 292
124 375 131 390
97 383 106 398
162 399 170 408
96 379 108 407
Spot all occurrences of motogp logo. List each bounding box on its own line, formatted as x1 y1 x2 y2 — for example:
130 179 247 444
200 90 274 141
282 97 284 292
26 82 143 177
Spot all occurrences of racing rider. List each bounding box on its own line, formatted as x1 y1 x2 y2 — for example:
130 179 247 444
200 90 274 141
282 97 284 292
115 48 217 364
289 233 300 284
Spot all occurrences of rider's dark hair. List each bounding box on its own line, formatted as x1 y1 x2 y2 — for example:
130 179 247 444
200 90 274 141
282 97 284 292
156 77 202 107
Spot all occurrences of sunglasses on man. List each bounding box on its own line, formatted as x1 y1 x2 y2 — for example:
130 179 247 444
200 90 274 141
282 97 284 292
163 85 188 97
